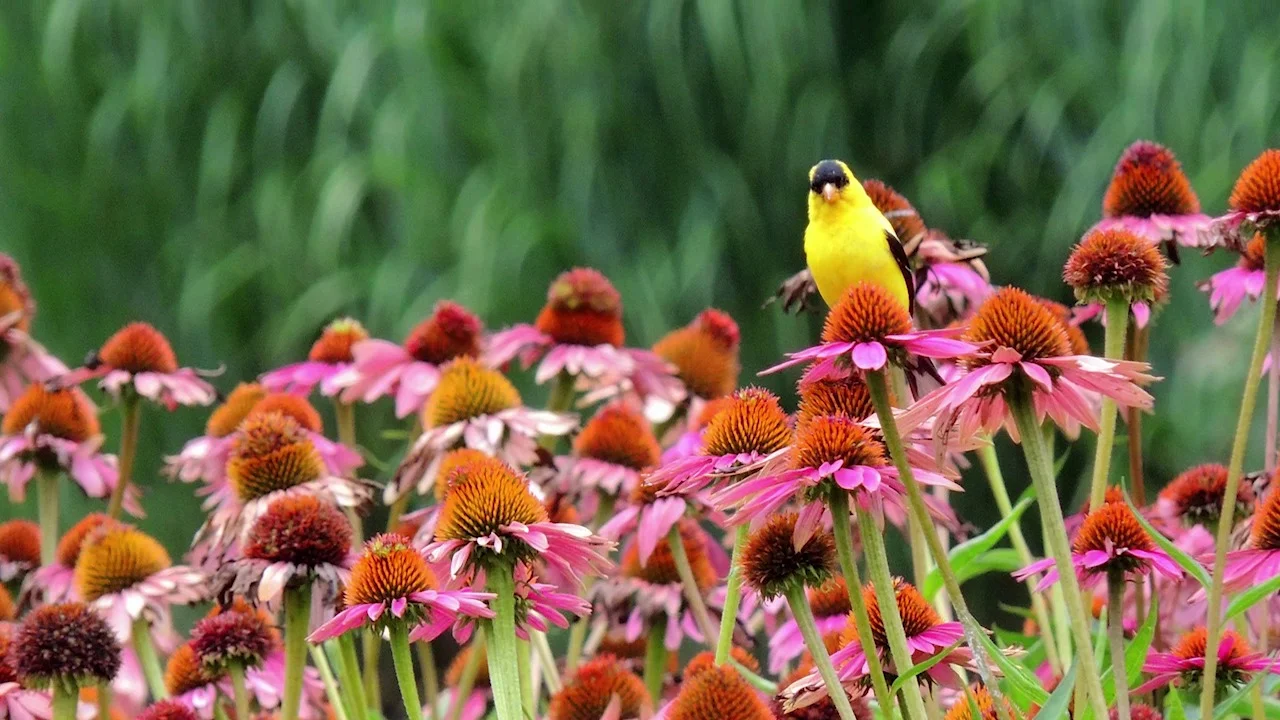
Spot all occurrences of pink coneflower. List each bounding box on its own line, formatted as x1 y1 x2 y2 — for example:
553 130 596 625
1091 140 1213 251
1210 148 1280 249
260 317 369 397
0 621 57 720
331 302 484 418
425 456 613 586
767 577 852 674
0 384 132 513
162 642 224 719
547 654 651 720
762 283 979 382
913 230 993 328
1199 232 1274 325
10 603 120 716
1155 463 1250 530
0 255 66 414
1134 627 1280 696
388 357 575 504
557 402 661 516
1220 487 1280 591
59 323 216 410
901 287 1157 442
1014 499 1181 591
485 268 682 409
74 523 205 642
166 390 362 489
308 534 493 644
646 309 740 421
436 562 589 644
20 513 116 605
206 600 326 719
1065 227 1171 330
716 414 959 545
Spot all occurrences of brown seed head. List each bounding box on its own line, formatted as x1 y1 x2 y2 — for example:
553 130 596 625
432 448 494 502
205 383 267 438
308 318 369 364
226 412 325 501
965 288 1071 362
190 608 277 671
1229 149 1280 214
792 415 886 472
0 623 17 683
1240 233 1268 272
0 520 40 567
535 268 625 347
0 586 14 622
11 602 121 688
423 357 522 428
701 387 792 458
98 322 178 374
1113 704 1164 720
1038 299 1090 356
1160 464 1245 527
821 284 913 345
74 525 171 601
1063 228 1169 304
243 495 352 567
138 700 202 720
247 393 324 434
444 644 490 688
345 534 438 606
807 577 852 619
2 384 100 442
1103 141 1201 218
668 664 773 720
548 654 649 720
1172 627 1253 667
404 302 484 365
685 648 759 681
574 403 661 470
740 513 837 599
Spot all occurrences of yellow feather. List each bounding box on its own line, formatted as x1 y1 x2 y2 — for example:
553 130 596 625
804 169 909 310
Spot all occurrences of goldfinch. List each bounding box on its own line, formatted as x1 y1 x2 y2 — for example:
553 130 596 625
803 159 914 312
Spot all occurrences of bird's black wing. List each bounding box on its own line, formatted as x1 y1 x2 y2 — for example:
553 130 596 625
886 229 916 314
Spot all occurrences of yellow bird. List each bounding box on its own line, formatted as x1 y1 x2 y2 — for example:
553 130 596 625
804 159 914 313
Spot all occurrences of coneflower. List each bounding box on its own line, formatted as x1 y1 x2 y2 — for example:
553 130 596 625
1201 148 1280 717
740 514 858 720
664 664 772 720
1093 140 1212 252
1136 627 1280 699
11 602 121 720
1155 464 1248 529
191 608 277 720
163 642 222 715
262 317 370 398
0 519 40 582
1200 232 1276 326
942 685 1013 720
563 401 661 525
0 384 125 558
166 382 265 484
137 699 201 720
20 512 117 607
58 322 217 518
547 655 649 720
652 308 741 404
0 253 66 414
1220 486 1280 591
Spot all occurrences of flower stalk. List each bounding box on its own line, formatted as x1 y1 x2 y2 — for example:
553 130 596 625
105 396 141 519
36 468 58 566
333 399 364 542
643 623 666 704
1127 324 1151 504
229 664 252 720
50 682 77 720
131 617 167 700
313 645 353 720
1107 572 1131 720
1088 299 1130 510
450 631 486 720
1008 387 1110 720
1201 228 1280 718
715 525 749 665
666 525 718 643
332 636 369 720
281 583 313 720
828 492 895 718
784 584 860 720
486 567 525 720
416 640 439 709
389 622 424 720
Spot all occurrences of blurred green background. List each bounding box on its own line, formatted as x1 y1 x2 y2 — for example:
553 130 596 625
2 0 1278 635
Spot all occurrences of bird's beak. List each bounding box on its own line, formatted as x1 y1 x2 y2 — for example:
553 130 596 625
822 184 838 203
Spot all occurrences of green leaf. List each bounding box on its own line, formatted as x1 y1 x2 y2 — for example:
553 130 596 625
923 490 1034 598
1037 659 1076 720
997 603 1036 620
1223 570 1280 623
889 641 963 696
1126 495 1211 587
974 631 1048 707
1213 670 1269 719
1164 688 1187 720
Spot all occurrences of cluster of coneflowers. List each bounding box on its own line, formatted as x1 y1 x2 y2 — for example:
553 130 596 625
3 145 1280 720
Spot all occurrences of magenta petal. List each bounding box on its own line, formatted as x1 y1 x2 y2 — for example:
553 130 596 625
851 342 888 370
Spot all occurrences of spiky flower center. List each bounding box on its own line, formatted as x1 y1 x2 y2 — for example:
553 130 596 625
190 610 277 671
863 179 927 246
685 648 760 680
0 520 41 566
821 283 913 345
423 357 521 428
808 577 852 619
668 665 773 720
653 313 741 400
1172 627 1253 672
75 526 171 601
792 415 886 472
138 700 201 720
965 288 1070 363
308 317 368 364
701 387 792 458
1071 501 1154 573
11 602 121 687
1063 228 1169 304
247 393 323 433
55 514 115 568
1240 233 1267 272
243 495 352 566
404 302 484 365
165 643 218 696
98 322 178 374
548 655 648 720
0 585 14 622
432 448 494 502
226 412 325 501
740 513 836 600
845 578 941 651
534 268 625 347
205 383 266 438
0 254 33 333
1229 149 1280 214
1250 488 1280 551
1103 141 1201 218
345 534 438 606
433 457 548 544
943 686 1007 720
621 522 717 590
796 375 877 427
1161 464 1241 527
2 384 99 442
1038 298 1090 356
574 403 660 470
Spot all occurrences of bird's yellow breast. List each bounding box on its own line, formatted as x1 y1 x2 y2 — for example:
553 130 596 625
804 205 909 310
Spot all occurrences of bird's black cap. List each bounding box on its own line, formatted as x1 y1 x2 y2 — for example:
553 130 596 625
810 160 849 193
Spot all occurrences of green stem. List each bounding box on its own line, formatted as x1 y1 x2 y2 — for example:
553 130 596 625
1202 229 1280 719
96 683 112 720
361 630 382 709
1009 390 1111 720
330 637 368 720
978 442 1062 673
106 398 141 519
540 372 576 449
132 617 167 700
450 631 486 720
907 513 936 616
389 622 424 720
715 525 749 665
866 372 1007 718
666 526 718 644
37 468 59 566
50 682 77 720
785 585 860 720
229 664 252 720
1107 573 1130 720
486 567 524 720
332 399 364 542
1088 299 1130 510
214 704 230 720
856 505 934 720
828 494 896 718
416 639 439 710
643 623 666 704
565 491 616 673
532 630 562 693
311 646 351 720
281 583 313 720
518 638 535 715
